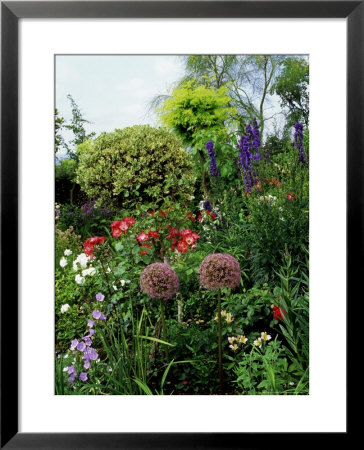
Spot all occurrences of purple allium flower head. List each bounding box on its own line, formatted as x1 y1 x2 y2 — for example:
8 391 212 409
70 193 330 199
96 293 105 302
80 372 88 382
87 319 94 328
293 122 306 166
140 263 179 300
199 253 241 291
92 310 101 320
205 141 220 177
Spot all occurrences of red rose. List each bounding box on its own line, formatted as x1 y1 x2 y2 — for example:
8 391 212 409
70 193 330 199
181 380 188 385
148 230 160 239
139 250 148 255
197 214 202 223
140 243 151 249
123 217 136 227
137 232 149 243
180 229 192 238
177 240 189 253
211 213 217 220
160 211 166 217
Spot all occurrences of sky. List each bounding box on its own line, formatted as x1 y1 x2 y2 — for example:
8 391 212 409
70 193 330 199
55 55 289 158
56 55 185 156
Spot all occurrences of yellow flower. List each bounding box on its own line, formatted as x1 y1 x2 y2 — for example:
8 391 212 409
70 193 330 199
221 310 227 318
238 335 248 344
225 313 234 324
227 336 236 345
254 338 262 347
261 332 271 341
229 344 238 351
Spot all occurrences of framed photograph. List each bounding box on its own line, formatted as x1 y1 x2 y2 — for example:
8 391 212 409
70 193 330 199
1 1 356 447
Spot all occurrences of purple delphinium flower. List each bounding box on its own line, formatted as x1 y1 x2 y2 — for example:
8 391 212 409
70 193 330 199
238 118 262 192
204 200 213 212
96 293 105 302
293 122 306 166
199 253 241 291
205 141 220 177
140 263 179 300
79 372 88 382
92 310 102 320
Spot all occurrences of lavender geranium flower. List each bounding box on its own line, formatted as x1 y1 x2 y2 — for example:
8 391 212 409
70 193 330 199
199 253 241 291
79 372 88 382
92 310 102 320
140 263 179 300
205 141 220 177
67 365 76 375
77 342 86 352
96 293 105 302
84 360 91 370
87 319 94 328
70 339 78 350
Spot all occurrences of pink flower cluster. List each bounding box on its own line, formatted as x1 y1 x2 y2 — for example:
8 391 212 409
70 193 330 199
199 253 241 290
140 262 179 300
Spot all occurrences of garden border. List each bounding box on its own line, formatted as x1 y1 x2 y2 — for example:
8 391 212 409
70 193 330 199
1 0 358 448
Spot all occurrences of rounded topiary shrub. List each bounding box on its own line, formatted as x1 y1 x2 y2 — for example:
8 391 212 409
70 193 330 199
76 125 196 208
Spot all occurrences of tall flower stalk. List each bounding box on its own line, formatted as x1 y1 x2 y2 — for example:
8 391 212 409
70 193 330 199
199 253 241 393
140 263 179 363
205 140 220 177
238 119 261 192
293 122 306 166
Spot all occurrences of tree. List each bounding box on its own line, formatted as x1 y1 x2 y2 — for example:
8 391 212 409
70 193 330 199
55 108 66 155
182 55 284 136
157 78 236 197
271 57 309 126
64 94 96 160
76 125 196 208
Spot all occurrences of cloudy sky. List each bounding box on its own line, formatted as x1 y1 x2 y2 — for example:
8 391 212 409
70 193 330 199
56 55 290 157
56 55 185 153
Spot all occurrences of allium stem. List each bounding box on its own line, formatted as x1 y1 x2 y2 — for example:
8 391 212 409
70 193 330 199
217 289 223 394
160 299 169 363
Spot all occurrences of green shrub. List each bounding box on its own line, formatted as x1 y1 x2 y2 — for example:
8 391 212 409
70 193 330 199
76 125 196 208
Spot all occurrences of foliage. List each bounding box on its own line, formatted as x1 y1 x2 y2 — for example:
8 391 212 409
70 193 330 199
271 57 309 126
76 125 196 208
158 78 236 150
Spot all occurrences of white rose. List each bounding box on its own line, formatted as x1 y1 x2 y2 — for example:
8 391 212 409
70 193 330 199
60 257 68 268
60 303 70 314
82 267 96 277
64 249 72 256
75 274 86 285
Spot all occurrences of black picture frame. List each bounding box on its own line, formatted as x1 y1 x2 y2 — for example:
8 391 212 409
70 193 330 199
0 1 357 448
